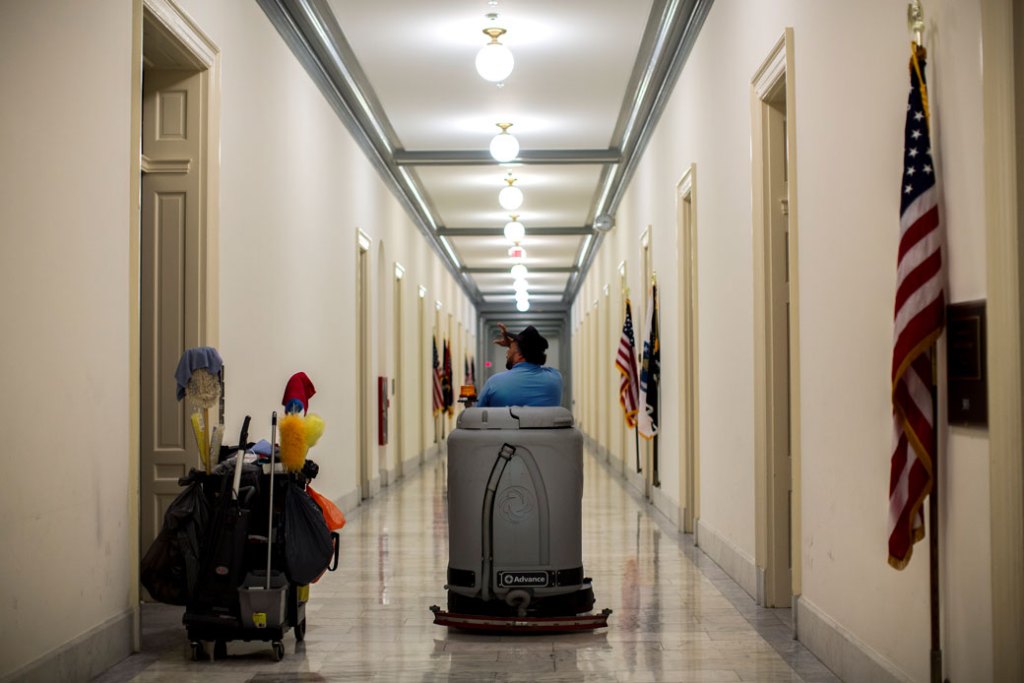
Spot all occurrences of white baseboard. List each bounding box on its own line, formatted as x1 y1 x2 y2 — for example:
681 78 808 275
695 519 758 599
650 484 679 528
797 595 910 683
337 485 361 514
1 608 134 683
626 467 645 496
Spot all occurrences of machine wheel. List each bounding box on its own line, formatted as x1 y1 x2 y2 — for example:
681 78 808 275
295 617 306 642
189 641 206 661
213 640 227 660
271 640 284 661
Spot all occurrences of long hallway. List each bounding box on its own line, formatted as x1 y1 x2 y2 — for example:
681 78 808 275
98 447 838 683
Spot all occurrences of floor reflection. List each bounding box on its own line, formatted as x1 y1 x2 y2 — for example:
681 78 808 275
97 444 839 683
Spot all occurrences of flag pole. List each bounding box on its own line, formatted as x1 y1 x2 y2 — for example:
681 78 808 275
634 422 641 473
928 352 942 683
907 4 942 677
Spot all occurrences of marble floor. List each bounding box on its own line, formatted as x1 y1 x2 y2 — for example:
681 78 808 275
95 447 840 683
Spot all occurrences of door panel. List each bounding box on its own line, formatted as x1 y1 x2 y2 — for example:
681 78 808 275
140 68 204 552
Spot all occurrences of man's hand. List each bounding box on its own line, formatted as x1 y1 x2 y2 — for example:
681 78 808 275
493 322 515 347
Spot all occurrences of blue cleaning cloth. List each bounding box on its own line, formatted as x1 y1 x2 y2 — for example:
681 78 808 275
174 347 224 400
250 440 273 456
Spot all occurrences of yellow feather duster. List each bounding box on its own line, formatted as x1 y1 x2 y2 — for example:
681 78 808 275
304 413 325 447
279 413 309 472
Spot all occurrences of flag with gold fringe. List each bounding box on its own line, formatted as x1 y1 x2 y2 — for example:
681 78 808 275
888 42 945 570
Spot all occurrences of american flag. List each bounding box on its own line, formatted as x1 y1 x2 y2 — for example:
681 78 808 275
888 44 945 570
615 299 640 427
432 337 443 415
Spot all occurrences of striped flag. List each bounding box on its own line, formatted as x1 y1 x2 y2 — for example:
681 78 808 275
638 285 660 440
443 339 454 416
888 44 945 570
615 299 640 427
432 337 443 415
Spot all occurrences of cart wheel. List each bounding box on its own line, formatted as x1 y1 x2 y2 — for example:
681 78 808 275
190 641 206 661
272 640 284 661
295 617 306 642
213 640 227 660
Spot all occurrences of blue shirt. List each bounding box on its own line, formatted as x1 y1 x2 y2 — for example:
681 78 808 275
476 362 563 407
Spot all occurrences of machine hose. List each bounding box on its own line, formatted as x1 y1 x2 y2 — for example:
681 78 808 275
505 589 532 617
480 444 516 602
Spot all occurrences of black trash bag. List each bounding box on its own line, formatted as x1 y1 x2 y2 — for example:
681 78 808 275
283 482 333 585
141 479 209 604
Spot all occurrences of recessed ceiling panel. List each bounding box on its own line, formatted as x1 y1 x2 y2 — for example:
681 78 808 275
415 164 601 228
448 234 582 270
472 271 571 294
327 0 654 151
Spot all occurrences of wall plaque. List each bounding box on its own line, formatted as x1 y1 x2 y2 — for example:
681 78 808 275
946 300 986 427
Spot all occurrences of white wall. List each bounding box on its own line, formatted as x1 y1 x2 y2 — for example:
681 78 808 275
173 0 477 504
575 1 993 681
0 1 136 676
0 0 476 677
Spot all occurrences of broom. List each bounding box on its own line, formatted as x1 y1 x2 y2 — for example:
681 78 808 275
186 368 221 474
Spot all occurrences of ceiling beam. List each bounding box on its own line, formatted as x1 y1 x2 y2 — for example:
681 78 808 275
462 266 578 274
393 149 621 166
479 291 566 297
439 226 592 237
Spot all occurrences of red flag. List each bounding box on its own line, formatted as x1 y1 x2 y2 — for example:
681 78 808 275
442 340 454 416
615 299 640 427
888 44 945 570
432 337 443 415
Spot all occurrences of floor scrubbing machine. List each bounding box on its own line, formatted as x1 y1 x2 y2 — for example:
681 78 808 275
431 406 611 633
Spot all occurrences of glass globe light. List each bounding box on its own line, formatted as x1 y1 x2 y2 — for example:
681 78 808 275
475 28 514 83
510 263 528 279
499 185 523 211
516 298 531 312
503 215 525 244
489 123 519 162
513 278 529 292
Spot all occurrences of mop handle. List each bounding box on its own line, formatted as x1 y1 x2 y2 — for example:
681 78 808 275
266 411 277 590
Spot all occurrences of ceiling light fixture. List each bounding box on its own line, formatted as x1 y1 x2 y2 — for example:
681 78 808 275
503 214 525 244
476 27 514 83
513 278 529 292
498 173 524 211
489 123 519 162
516 298 531 312
510 263 528 279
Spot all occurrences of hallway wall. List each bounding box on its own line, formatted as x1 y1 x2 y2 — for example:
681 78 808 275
574 1 994 681
0 1 137 678
174 0 477 505
0 0 476 679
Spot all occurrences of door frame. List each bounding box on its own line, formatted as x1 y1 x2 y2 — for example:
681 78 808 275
751 28 801 608
393 262 405 479
981 0 1024 677
130 0 220 648
676 163 700 535
357 229 371 498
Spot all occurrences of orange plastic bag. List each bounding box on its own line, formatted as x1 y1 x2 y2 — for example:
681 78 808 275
307 485 346 531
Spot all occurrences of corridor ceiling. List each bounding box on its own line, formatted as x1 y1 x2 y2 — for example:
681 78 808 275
258 0 711 314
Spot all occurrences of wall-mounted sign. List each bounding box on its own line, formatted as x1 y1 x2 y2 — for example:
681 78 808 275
946 300 986 427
